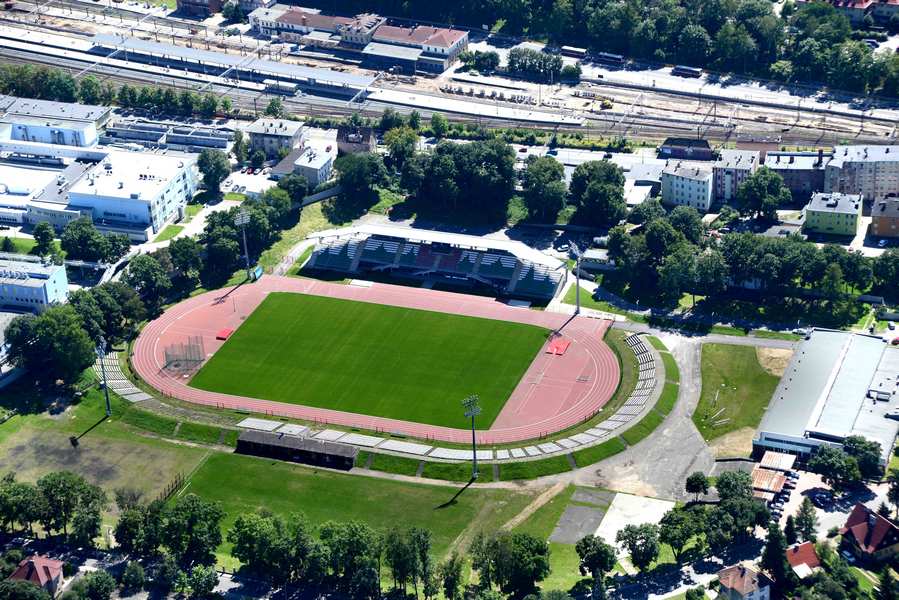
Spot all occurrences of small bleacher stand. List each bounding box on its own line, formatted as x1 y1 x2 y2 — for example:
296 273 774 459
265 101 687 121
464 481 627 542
236 430 358 471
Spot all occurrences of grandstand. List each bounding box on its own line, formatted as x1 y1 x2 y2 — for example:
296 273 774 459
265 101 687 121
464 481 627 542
306 224 566 300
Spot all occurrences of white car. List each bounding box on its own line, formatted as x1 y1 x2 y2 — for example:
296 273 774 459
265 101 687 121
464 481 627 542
878 239 889 248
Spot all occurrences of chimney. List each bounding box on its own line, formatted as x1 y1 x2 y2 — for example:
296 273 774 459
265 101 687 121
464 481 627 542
789 156 794 164
817 148 823 166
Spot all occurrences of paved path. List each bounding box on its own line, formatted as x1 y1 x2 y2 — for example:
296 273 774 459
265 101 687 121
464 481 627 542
612 321 798 350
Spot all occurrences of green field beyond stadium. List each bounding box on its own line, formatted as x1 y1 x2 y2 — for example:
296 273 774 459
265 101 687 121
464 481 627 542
190 293 549 429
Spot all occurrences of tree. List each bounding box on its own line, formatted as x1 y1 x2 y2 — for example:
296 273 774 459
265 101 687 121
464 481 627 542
522 156 567 221
81 571 116 600
1 238 13 253
276 172 308 204
685 587 706 600
6 306 95 387
221 0 243 22
575 535 615 600
659 509 696 563
0 580 52 600
668 206 704 245
334 153 387 197
186 565 217 599
879 568 898 600
162 494 224 568
120 562 146 595
124 254 171 309
808 446 861 492
843 435 883 480
430 113 449 139
761 523 793 591
684 471 709 500
379 108 406 132
784 515 798 545
32 222 55 257
715 471 753 502
578 179 627 227
232 130 248 164
60 218 109 262
168 237 204 281
220 97 232 114
384 528 416 593
319 520 380 586
264 98 283 117
408 110 421 130
438 553 463 600
736 167 791 221
503 533 550 597
629 198 666 225
78 75 102 104
383 126 418 170
615 524 659 572
713 22 757 72
197 149 230 194
250 149 266 168
888 470 899 518
795 497 818 542
199 94 218 118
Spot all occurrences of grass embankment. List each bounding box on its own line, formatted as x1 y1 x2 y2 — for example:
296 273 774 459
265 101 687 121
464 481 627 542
186 452 537 566
692 344 782 441
154 225 183 243
190 293 549 429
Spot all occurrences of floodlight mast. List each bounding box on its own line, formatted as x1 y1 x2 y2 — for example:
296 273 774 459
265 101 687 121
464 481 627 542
462 394 481 480
96 336 111 417
235 210 251 279
570 242 582 315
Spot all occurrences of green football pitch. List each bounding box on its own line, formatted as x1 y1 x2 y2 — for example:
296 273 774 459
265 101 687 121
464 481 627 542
190 293 549 429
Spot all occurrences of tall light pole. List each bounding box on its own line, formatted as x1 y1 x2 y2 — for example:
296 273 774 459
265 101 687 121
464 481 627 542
235 209 251 280
462 395 481 480
570 241 582 315
96 336 111 417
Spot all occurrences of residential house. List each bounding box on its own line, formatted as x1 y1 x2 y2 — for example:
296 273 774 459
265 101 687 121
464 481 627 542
840 503 899 564
661 165 714 212
803 192 863 237
764 151 829 201
713 149 759 202
717 564 772 600
871 198 899 239
786 542 821 580
336 125 376 154
825 145 899 203
7 555 65 597
244 118 304 159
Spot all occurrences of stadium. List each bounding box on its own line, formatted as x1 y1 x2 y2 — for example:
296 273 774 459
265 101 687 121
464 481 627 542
132 230 622 445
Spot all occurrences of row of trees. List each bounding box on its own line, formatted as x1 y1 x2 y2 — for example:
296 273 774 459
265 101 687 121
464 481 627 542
301 0 899 96
0 64 235 117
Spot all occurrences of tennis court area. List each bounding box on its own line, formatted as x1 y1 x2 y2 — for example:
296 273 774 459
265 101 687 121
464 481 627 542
189 292 549 429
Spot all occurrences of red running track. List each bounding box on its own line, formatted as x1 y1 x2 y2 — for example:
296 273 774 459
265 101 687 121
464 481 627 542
131 276 620 444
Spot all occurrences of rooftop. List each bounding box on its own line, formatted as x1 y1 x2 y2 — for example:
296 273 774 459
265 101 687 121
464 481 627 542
238 429 358 458
309 223 564 270
830 145 899 168
276 9 350 30
244 118 303 137
0 162 59 206
873 198 899 220
718 565 771 595
751 466 786 493
0 114 96 131
759 450 796 472
715 148 760 170
91 34 375 90
807 192 862 215
69 151 194 201
1 96 110 123
362 41 423 62
663 165 712 181
764 151 829 171
293 147 331 170
0 254 64 288
757 329 899 464
661 137 710 149
840 503 899 555
786 542 821 579
8 555 64 588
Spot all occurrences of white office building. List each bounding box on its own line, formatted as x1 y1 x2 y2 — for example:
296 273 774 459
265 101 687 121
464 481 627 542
661 165 714 212
67 151 198 241
0 116 98 148
291 147 333 187
0 255 68 312
825 145 899 202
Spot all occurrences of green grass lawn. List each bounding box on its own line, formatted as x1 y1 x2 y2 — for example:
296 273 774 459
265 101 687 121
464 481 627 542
498 455 572 481
286 246 315 277
185 204 203 220
660 353 679 384
692 344 782 441
191 293 548 429
571 438 626 468
154 225 183 243
186 453 534 564
0 237 63 256
562 286 647 322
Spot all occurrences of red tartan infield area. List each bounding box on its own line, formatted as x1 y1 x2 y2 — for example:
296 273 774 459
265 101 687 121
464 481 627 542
131 276 620 444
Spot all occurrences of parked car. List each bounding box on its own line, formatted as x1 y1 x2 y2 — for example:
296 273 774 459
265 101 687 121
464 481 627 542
889 321 896 331
878 239 890 248
892 337 899 346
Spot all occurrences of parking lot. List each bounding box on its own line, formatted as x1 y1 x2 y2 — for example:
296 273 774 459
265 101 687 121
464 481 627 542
222 167 277 198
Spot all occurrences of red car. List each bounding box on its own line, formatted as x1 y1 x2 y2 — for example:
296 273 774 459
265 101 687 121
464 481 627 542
892 337 899 346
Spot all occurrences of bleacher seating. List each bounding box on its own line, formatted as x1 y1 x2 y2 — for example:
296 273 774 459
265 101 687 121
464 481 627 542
436 248 463 272
310 239 358 271
477 253 517 280
397 243 419 267
359 237 400 265
457 251 480 274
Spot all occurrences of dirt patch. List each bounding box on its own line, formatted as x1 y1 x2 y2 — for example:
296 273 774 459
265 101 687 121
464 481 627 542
708 427 756 458
501 481 566 530
755 347 793 377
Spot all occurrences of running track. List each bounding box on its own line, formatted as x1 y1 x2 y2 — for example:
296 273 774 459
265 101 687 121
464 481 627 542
131 276 620 444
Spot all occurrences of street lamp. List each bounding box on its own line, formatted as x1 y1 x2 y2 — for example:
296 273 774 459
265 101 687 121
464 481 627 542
462 395 481 480
234 209 251 280
96 336 111 417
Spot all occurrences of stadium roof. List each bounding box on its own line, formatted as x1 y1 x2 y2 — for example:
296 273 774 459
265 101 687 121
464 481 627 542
91 34 375 90
238 429 358 458
309 224 564 269
757 329 899 463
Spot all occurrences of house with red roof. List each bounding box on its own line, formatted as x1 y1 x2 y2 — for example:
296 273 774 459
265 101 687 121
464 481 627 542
786 542 821 579
7 555 65 597
840 503 899 563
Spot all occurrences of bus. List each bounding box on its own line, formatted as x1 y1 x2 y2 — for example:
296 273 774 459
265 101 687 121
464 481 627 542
672 65 703 78
263 79 299 95
592 52 625 66
560 45 588 59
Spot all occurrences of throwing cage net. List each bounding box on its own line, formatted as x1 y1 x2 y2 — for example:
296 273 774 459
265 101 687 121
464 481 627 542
163 336 206 376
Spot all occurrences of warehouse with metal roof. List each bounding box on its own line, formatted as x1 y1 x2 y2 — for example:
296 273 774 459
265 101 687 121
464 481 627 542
754 329 899 466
